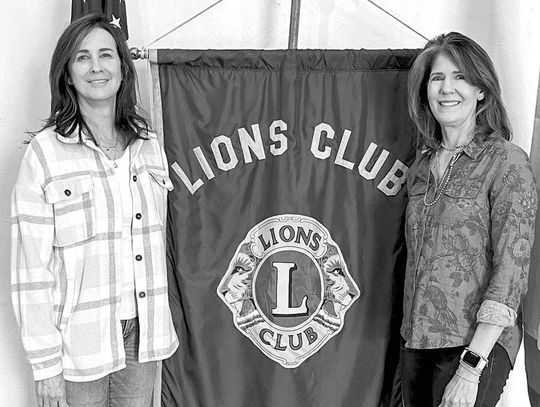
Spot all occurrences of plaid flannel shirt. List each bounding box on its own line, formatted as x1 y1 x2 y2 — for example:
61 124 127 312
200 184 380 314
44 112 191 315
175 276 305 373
11 128 179 382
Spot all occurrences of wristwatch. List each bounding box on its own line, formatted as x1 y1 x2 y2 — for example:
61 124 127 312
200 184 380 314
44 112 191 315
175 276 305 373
460 348 488 371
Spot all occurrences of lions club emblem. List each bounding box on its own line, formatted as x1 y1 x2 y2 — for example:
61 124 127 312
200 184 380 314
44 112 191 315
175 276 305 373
217 214 360 368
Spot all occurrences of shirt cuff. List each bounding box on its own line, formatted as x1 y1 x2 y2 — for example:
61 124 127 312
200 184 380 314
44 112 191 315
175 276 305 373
476 300 517 327
31 357 63 381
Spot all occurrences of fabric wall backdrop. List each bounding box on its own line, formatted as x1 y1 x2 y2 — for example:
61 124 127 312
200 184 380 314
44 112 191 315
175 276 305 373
151 49 418 407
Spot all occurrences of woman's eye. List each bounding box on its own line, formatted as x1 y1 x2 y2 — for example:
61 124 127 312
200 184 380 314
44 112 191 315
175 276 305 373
431 75 443 81
76 54 89 62
456 74 466 80
101 52 113 59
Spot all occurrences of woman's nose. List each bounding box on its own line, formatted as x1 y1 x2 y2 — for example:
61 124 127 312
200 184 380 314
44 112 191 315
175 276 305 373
441 77 455 94
90 57 103 73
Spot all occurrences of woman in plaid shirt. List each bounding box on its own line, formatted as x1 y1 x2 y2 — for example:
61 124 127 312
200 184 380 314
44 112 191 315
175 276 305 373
11 13 178 406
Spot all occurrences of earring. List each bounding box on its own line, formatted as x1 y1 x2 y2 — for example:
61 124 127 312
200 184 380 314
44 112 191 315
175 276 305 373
478 94 484 101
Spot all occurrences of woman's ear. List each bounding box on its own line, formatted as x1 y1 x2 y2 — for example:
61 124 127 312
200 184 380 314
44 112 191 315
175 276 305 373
477 90 485 101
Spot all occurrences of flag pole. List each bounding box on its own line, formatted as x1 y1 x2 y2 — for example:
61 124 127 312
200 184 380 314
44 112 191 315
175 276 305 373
288 0 301 49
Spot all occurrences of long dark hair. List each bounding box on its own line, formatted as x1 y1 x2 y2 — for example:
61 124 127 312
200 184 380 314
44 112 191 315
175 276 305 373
408 32 511 150
38 13 149 142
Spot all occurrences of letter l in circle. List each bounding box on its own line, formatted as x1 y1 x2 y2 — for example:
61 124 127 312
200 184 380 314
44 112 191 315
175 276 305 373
271 262 308 316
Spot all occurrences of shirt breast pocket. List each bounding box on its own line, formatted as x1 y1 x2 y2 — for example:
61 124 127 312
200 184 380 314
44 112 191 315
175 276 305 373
148 169 173 225
440 180 482 225
44 175 97 247
406 182 427 233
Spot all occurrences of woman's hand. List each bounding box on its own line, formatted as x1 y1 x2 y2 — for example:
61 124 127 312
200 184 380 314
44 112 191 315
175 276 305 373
438 371 479 407
35 373 68 407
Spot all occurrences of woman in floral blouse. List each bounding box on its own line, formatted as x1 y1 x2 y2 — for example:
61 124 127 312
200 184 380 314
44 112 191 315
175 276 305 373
401 32 537 407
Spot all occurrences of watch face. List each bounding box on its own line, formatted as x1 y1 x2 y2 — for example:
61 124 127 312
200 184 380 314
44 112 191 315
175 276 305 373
463 350 481 367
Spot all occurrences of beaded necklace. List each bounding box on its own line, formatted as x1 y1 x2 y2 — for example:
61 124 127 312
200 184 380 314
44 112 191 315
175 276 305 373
423 135 475 206
440 134 474 151
423 152 460 206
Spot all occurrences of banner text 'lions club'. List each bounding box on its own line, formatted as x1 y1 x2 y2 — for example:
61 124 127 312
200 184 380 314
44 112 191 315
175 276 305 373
171 120 408 197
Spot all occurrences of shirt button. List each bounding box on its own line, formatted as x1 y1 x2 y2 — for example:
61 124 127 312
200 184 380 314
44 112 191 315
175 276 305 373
135 254 142 261
138 292 146 298
135 213 142 220
133 175 137 182
64 189 71 196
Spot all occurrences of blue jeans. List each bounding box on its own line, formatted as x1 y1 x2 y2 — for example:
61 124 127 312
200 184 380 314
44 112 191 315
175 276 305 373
65 318 158 407
400 341 511 407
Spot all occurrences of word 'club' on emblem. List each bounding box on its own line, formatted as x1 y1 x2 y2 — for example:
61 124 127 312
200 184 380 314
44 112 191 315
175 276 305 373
217 214 360 368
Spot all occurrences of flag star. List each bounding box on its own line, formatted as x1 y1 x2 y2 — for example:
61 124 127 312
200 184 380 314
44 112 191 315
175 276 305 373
110 15 121 28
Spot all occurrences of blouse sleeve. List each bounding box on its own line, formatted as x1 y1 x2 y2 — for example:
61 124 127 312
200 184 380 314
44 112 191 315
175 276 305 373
477 144 538 327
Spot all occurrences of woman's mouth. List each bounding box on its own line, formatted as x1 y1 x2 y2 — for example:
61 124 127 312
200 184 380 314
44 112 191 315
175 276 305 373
439 101 460 106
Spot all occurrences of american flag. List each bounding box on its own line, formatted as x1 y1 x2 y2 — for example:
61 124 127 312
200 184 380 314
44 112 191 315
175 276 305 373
71 0 129 40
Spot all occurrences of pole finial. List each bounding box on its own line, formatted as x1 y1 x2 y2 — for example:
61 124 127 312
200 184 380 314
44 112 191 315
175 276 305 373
130 47 147 60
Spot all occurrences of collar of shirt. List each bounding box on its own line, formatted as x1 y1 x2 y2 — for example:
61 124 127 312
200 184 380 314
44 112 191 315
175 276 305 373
55 127 156 162
420 133 493 163
460 134 491 160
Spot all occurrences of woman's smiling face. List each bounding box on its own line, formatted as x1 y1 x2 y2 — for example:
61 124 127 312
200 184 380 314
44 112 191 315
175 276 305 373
427 52 483 133
68 27 122 107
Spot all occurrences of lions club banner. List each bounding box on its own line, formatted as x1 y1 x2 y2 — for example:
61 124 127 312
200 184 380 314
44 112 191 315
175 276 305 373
151 49 418 407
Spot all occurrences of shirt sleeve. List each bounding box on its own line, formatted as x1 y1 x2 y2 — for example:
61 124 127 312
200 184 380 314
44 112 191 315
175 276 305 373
159 141 172 184
476 299 516 327
10 142 63 381
479 145 538 326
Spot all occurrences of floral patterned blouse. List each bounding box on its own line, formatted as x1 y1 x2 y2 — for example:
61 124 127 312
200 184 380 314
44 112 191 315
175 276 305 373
401 134 537 364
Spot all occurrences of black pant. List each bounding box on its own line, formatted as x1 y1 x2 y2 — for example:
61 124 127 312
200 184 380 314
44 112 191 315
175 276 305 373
400 341 511 407
525 332 540 406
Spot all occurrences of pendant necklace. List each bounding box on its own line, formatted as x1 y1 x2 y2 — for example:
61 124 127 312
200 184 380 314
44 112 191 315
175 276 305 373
98 131 120 168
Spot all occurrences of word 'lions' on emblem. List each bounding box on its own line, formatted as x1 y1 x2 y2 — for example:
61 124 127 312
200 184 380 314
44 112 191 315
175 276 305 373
217 214 360 368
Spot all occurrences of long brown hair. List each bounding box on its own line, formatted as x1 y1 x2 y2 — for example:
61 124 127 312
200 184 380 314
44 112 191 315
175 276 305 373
38 13 149 142
408 32 511 150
